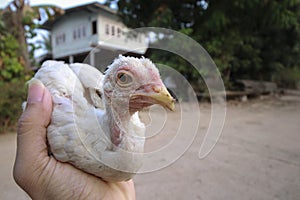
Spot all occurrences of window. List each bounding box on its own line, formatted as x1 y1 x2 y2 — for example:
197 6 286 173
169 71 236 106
105 24 109 35
111 25 115 36
105 24 123 37
92 20 97 34
77 28 81 38
73 30 77 40
117 27 121 37
82 25 86 37
73 25 87 40
55 33 66 45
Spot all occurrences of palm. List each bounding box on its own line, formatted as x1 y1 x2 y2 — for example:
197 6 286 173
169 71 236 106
38 157 135 200
14 84 135 200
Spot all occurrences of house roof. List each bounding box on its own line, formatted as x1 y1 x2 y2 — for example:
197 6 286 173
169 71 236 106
42 2 117 30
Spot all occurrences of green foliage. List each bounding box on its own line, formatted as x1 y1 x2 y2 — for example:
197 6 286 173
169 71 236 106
0 34 25 82
22 8 42 65
2 0 64 68
113 0 300 89
272 67 300 88
24 4 64 60
0 1 64 132
0 81 27 133
0 15 27 133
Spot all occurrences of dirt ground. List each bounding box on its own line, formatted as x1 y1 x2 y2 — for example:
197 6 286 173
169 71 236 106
0 95 300 200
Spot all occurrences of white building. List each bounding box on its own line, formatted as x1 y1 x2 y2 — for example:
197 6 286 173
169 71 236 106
43 2 148 70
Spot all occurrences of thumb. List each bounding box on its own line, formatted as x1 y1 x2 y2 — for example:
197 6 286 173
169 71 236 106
15 79 52 169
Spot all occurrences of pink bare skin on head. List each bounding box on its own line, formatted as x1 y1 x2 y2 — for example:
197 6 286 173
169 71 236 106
103 56 175 148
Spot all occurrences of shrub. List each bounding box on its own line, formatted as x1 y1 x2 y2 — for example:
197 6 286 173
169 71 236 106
272 67 300 89
0 80 27 133
0 16 30 133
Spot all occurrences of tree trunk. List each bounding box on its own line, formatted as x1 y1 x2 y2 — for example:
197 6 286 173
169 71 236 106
2 0 31 71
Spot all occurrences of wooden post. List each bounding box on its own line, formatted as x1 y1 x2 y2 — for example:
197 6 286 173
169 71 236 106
69 55 74 63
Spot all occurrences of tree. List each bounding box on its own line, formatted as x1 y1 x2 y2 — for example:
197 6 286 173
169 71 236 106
0 15 27 132
0 14 24 82
0 0 64 132
197 0 300 83
1 0 64 71
110 0 300 88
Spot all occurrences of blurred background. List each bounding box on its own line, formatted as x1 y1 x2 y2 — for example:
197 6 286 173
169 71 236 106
0 0 299 199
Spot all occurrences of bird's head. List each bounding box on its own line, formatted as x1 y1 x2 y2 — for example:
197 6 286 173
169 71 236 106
103 55 175 114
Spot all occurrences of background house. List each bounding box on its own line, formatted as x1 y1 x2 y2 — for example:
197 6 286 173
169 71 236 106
42 2 148 71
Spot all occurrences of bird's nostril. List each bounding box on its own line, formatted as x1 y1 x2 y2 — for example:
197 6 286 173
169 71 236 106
152 85 161 93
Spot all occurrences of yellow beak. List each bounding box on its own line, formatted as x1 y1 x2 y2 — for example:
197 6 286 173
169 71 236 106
132 85 175 111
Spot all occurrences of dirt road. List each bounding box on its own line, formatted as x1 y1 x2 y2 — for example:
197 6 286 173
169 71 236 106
0 96 299 200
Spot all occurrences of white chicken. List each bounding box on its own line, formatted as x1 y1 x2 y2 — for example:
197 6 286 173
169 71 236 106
27 55 175 182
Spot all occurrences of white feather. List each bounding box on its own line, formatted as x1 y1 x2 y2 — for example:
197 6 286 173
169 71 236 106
29 59 145 182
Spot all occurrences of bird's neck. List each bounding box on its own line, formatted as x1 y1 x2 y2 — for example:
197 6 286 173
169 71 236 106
106 99 137 149
108 109 130 146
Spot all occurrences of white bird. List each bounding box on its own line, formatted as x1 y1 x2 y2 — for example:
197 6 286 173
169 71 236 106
27 55 175 182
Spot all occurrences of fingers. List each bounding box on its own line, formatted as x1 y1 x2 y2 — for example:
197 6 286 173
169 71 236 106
14 80 53 182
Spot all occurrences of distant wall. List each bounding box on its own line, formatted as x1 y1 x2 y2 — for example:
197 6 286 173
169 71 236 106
52 11 98 58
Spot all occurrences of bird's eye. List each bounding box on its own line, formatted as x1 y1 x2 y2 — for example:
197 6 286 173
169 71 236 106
116 72 133 86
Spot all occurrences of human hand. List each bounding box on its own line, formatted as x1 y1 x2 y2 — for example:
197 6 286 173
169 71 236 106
13 81 135 200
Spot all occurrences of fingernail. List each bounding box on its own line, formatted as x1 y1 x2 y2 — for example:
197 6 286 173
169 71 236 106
27 79 45 103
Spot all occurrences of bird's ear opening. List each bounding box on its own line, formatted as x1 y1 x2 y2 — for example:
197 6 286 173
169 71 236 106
95 89 102 98
83 88 104 109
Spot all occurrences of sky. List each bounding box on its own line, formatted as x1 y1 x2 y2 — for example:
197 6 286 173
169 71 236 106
0 0 107 9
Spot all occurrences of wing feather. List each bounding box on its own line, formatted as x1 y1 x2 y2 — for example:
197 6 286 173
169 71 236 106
69 63 104 109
